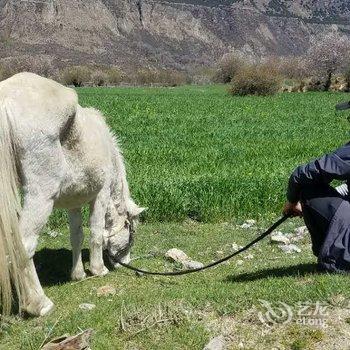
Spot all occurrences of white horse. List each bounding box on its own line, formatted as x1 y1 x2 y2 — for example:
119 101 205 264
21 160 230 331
0 72 144 317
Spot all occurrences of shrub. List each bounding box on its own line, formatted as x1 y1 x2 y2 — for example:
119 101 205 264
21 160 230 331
329 74 348 92
300 77 326 92
189 67 215 85
344 68 350 91
265 56 308 81
213 53 247 83
91 70 109 86
0 56 55 81
0 64 14 82
60 66 92 87
107 68 123 85
165 70 187 87
230 64 282 96
134 68 187 86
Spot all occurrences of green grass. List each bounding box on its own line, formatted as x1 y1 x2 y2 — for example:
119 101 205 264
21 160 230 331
51 85 350 226
1 219 350 349
2 86 350 349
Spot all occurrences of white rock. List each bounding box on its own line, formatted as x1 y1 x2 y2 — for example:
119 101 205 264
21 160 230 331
231 243 239 251
270 231 290 245
236 260 244 266
239 219 256 229
245 219 256 226
203 335 226 350
294 226 308 236
231 243 243 252
290 235 304 243
47 230 62 238
165 248 189 263
240 223 251 229
278 244 301 254
184 260 204 270
244 254 254 260
79 303 96 311
215 250 224 258
165 248 204 270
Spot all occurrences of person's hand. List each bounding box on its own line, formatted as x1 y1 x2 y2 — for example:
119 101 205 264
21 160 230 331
283 201 303 217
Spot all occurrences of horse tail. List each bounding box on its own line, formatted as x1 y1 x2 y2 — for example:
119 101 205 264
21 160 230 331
0 102 27 316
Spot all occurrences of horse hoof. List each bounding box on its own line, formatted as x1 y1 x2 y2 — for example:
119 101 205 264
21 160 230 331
40 298 55 316
90 266 109 277
23 296 54 317
71 270 87 281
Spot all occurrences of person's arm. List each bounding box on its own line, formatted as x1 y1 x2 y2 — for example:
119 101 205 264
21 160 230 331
287 143 350 204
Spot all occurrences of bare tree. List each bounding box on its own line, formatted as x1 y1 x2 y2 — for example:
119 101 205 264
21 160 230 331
305 31 350 90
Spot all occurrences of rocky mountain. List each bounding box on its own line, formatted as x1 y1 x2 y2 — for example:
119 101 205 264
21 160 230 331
0 0 350 72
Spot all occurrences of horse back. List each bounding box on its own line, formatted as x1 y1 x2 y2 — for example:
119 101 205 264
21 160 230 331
0 72 78 140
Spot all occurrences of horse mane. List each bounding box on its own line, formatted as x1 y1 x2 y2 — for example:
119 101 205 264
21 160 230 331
83 106 138 217
109 132 133 215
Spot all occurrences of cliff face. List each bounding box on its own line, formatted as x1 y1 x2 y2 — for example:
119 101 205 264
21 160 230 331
0 0 349 71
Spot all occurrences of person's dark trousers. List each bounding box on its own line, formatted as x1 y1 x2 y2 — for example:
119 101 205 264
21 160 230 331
300 184 350 273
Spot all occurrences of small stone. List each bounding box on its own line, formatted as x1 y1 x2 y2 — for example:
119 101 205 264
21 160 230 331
184 260 204 270
215 250 224 258
135 271 144 277
270 231 290 245
294 225 308 235
79 303 96 311
231 243 239 251
240 223 251 229
236 259 244 266
231 243 243 251
96 285 116 297
290 235 304 243
245 219 256 226
165 249 203 270
239 219 256 229
294 226 308 236
244 254 254 260
203 335 226 350
165 248 189 263
278 244 301 254
47 230 62 238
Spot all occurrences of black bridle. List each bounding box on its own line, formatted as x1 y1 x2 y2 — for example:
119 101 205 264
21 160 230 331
115 215 289 276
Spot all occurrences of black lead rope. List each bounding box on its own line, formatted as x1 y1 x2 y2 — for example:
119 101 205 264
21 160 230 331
116 215 289 276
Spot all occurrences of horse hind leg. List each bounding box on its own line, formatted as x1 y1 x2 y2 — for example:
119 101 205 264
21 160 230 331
19 141 63 316
69 208 86 281
19 192 57 316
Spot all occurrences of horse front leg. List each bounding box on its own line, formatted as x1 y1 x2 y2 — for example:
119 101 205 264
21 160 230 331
69 208 86 281
89 195 109 276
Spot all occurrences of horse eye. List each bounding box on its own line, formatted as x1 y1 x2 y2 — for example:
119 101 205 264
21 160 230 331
124 220 130 228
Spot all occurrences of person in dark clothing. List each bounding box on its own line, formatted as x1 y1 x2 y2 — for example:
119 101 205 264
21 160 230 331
283 100 350 273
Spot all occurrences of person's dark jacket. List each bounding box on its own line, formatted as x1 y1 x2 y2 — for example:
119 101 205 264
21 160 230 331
287 142 350 273
287 142 350 203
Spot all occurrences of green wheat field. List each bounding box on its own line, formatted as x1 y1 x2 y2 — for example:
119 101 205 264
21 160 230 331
2 86 350 349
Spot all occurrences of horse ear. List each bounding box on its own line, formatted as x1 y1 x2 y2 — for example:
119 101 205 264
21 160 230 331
126 199 147 218
131 206 147 217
